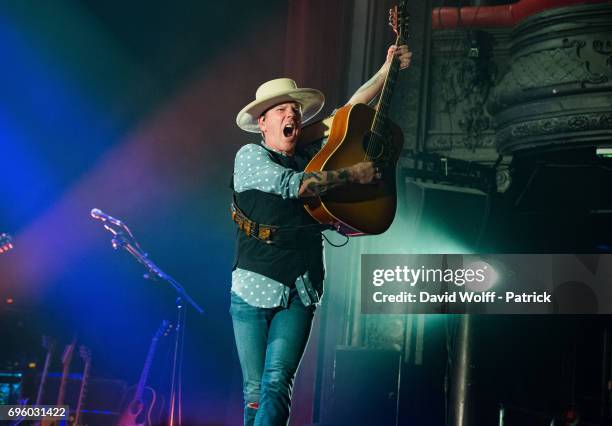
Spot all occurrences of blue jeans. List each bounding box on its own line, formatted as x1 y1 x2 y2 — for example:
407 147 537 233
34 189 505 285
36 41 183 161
230 288 315 426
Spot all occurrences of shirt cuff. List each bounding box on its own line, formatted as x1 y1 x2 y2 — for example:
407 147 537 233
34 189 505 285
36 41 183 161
286 170 304 199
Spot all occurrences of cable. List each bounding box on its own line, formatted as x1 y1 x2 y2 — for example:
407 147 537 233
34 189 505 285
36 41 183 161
322 231 350 247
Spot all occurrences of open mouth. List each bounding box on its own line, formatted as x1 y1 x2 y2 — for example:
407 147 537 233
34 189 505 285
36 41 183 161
283 123 296 138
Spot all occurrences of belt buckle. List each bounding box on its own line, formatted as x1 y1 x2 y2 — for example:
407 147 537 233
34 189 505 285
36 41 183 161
258 227 271 241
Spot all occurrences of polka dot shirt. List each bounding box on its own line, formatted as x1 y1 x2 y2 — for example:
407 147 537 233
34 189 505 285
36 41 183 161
233 143 303 198
231 140 325 309
231 269 320 308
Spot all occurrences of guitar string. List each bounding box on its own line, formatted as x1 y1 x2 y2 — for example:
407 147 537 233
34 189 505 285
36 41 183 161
364 36 402 163
364 5 406 163
365 44 394 161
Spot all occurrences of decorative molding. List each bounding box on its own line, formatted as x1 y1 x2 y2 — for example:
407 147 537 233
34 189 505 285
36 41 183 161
497 112 612 147
433 51 497 151
490 38 610 112
426 134 497 151
593 39 612 68
488 3 612 154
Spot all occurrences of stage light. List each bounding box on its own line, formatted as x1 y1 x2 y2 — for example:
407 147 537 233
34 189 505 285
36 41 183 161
465 260 498 292
399 181 490 254
596 147 612 158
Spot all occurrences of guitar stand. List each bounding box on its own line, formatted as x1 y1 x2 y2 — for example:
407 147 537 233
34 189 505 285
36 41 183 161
168 295 187 426
101 223 204 426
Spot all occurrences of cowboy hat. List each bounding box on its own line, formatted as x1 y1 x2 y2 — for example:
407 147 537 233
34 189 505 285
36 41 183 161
236 78 325 133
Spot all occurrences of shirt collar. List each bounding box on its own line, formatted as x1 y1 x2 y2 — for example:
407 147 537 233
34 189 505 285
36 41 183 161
261 140 293 157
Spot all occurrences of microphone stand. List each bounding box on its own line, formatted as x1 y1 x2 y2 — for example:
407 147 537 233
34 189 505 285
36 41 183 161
101 222 203 426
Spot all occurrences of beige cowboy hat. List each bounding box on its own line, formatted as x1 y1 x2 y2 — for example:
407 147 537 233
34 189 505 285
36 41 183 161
236 78 325 133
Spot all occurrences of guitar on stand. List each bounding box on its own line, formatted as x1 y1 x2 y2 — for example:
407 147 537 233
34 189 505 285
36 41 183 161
91 209 203 426
35 336 57 408
40 337 76 426
72 346 91 426
10 336 55 426
116 320 172 426
300 1 409 236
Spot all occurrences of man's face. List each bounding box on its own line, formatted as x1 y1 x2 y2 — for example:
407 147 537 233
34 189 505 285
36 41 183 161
258 102 302 155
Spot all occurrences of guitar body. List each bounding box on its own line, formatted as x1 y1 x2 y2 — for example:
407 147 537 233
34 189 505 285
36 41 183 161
116 320 170 426
304 103 404 235
39 417 64 426
116 386 160 426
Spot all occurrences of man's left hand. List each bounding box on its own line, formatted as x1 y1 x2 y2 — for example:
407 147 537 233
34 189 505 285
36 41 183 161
384 44 412 71
345 44 413 106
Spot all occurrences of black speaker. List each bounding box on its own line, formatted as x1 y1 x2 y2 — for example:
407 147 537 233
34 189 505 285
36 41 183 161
328 347 401 426
401 180 489 251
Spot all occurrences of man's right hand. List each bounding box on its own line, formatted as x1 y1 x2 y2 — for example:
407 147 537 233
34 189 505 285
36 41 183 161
348 161 380 184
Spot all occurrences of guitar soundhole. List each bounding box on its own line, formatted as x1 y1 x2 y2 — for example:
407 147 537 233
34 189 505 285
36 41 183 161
362 131 384 159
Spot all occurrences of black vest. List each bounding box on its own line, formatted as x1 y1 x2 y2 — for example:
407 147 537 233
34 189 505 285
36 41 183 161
232 145 325 290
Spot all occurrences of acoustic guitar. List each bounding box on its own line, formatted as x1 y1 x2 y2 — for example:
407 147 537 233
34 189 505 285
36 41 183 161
302 2 409 236
116 320 171 426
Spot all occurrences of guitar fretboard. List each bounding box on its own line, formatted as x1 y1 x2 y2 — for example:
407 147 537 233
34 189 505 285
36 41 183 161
370 0 408 151
372 48 402 136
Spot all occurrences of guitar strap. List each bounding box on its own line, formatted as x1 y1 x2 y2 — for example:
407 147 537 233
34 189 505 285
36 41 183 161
230 193 331 246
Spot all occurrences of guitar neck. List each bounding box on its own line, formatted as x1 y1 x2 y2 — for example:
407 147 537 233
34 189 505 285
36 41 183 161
135 337 159 400
56 342 76 406
372 36 403 134
35 350 53 406
56 363 71 406
73 361 91 426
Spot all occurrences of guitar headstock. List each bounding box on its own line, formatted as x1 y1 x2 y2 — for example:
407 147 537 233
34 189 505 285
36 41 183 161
0 233 13 253
388 1 410 42
163 321 174 337
153 319 173 341
42 335 57 352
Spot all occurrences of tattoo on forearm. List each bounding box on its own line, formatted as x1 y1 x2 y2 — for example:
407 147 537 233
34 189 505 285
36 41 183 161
300 169 352 198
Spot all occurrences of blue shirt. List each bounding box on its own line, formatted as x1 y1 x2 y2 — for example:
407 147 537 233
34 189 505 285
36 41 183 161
231 140 324 308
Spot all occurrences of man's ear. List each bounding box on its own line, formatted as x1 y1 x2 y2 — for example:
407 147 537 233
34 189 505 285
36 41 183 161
257 115 266 133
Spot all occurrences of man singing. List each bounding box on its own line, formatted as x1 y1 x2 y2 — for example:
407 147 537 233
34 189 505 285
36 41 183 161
231 44 411 426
